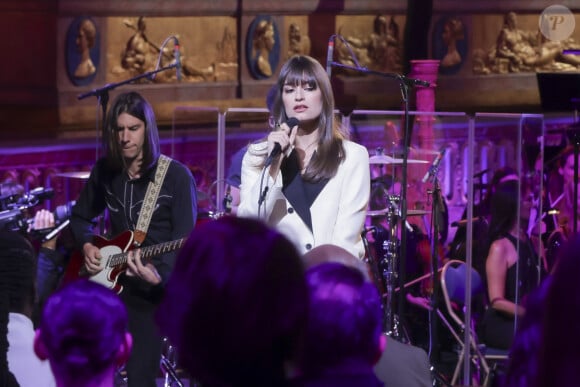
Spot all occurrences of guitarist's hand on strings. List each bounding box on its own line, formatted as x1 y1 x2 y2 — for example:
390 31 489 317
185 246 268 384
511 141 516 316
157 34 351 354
126 249 162 285
83 242 103 275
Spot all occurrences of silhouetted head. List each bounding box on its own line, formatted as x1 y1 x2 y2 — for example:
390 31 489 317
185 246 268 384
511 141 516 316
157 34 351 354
536 234 580 386
303 243 372 281
300 262 384 376
0 231 36 315
34 280 132 385
156 216 308 386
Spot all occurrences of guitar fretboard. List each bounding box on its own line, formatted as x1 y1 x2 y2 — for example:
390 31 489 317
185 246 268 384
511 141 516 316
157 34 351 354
108 238 187 268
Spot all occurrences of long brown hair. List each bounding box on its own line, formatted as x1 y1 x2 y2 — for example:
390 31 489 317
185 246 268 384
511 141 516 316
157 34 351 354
103 91 160 174
271 55 348 182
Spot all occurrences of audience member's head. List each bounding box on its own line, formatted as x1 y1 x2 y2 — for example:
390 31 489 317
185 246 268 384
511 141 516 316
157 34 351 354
535 234 580 387
300 261 385 377
303 243 372 281
34 280 132 387
0 231 43 386
156 216 308 386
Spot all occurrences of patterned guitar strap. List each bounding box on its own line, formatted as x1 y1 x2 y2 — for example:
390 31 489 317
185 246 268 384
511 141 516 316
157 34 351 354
133 155 171 247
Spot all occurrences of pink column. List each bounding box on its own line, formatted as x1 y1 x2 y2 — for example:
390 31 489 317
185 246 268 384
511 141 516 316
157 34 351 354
408 59 440 150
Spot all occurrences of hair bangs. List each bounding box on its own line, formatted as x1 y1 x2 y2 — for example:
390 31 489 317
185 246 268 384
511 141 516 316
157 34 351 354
282 58 318 89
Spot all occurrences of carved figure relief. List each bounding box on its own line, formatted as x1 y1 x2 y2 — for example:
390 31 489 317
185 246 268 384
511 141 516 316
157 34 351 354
473 11 580 74
432 16 467 75
246 16 280 79
109 16 237 83
66 17 99 86
287 23 311 58
335 15 402 75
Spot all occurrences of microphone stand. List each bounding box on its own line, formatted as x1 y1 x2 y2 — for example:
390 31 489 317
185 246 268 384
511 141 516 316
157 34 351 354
77 63 177 234
328 60 429 339
78 62 178 117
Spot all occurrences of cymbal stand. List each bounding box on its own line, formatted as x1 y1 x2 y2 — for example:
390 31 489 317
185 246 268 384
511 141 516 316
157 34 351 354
160 337 184 387
425 160 445 364
327 36 428 342
381 195 403 339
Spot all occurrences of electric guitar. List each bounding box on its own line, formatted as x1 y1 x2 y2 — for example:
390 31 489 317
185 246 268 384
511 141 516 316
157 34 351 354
63 230 187 294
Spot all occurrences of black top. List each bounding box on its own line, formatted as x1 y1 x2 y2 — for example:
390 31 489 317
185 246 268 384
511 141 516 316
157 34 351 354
281 150 328 231
503 234 539 303
70 156 197 296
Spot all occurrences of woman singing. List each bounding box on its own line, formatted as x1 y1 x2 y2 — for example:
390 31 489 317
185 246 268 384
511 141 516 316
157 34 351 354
238 55 370 258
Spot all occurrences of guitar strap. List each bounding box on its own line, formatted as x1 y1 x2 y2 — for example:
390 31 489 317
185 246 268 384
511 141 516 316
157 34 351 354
133 155 171 247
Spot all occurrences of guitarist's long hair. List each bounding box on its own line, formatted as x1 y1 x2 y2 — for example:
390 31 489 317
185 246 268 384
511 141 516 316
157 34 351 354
103 91 161 174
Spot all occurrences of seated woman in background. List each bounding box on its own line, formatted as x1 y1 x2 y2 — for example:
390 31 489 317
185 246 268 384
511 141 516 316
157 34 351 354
448 166 517 277
481 176 540 350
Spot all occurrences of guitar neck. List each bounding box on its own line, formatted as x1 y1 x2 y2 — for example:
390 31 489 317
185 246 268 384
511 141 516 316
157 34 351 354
109 238 187 269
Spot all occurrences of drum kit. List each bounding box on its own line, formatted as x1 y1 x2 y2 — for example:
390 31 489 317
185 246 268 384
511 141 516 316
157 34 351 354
363 147 447 339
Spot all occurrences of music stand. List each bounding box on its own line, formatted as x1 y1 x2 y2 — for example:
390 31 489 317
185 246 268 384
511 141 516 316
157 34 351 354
536 72 580 112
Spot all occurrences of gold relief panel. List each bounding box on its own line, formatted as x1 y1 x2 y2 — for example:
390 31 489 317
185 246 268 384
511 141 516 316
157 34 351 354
333 14 406 76
471 11 580 75
105 16 238 84
283 16 311 60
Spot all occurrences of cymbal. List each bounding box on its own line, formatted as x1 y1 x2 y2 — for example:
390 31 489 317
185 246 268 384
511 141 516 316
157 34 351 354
55 171 90 180
369 155 428 165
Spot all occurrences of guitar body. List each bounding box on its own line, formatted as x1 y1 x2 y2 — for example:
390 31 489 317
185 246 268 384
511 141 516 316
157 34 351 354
63 231 134 294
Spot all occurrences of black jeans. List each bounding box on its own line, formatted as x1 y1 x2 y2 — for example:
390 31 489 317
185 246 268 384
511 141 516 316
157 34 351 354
122 289 163 387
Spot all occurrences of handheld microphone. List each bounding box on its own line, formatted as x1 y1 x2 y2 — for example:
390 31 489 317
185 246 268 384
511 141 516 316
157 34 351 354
422 147 446 183
264 117 300 167
326 37 334 77
174 38 182 82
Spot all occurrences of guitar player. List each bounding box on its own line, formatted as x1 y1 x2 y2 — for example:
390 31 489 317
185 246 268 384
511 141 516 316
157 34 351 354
69 91 197 387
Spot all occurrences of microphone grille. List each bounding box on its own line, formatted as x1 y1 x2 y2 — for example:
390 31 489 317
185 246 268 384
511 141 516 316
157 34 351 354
287 117 300 127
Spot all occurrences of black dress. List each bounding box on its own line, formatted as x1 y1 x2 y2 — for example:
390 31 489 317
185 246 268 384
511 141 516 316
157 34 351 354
481 234 539 350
